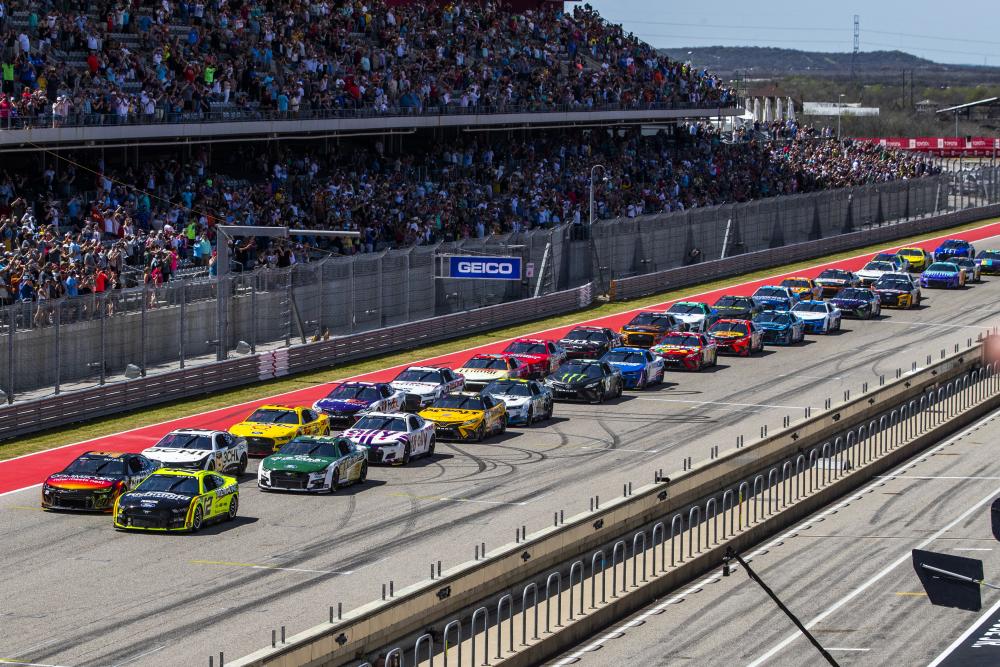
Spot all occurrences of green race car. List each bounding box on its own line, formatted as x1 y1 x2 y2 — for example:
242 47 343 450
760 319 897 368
113 468 239 532
257 436 368 492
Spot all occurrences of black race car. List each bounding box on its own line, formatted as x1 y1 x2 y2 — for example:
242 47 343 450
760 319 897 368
558 326 622 359
543 360 623 404
873 275 920 309
828 287 882 319
712 295 761 320
814 269 860 298
42 451 161 512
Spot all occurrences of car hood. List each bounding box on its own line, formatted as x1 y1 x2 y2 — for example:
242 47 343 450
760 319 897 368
653 345 700 355
314 397 372 413
829 298 867 308
419 408 483 422
815 278 849 284
390 381 439 395
230 422 298 438
714 306 751 317
547 372 598 387
754 320 789 330
670 313 706 323
142 447 210 464
793 310 828 320
923 271 958 279
504 352 548 363
620 325 663 334
342 429 409 447
456 368 508 381
606 361 645 373
118 490 193 511
708 330 747 339
493 395 531 407
261 454 335 473
45 473 121 490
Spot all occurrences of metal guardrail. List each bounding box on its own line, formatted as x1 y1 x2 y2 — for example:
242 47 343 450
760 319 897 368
228 337 992 667
0 283 593 442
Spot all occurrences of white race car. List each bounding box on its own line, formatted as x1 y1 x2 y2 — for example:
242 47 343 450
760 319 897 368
664 301 719 332
855 260 896 286
790 300 843 334
141 429 248 474
341 412 436 465
482 378 554 426
389 366 465 407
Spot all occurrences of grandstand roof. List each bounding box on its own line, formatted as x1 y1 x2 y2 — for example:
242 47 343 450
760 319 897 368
936 98 1000 114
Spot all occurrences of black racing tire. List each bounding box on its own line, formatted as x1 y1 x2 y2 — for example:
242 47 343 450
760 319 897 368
402 444 412 464
330 468 340 493
637 372 647 390
358 462 368 483
544 402 553 420
475 424 485 443
783 331 792 345
427 437 436 457
592 387 606 405
237 454 248 475
227 495 238 521
499 416 507 435
526 407 534 427
615 380 623 398
190 506 204 532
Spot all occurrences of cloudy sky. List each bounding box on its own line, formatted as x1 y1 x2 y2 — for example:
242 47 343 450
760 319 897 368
567 1 1000 66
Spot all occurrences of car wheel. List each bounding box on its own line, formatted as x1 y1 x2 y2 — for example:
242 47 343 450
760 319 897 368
783 331 792 345
205 459 215 472
525 406 534 427
592 387 606 405
330 468 340 492
358 462 368 483
475 424 485 443
227 495 238 521
637 371 647 390
237 454 248 475
402 444 412 464
499 416 507 435
190 506 204 532
427 437 436 457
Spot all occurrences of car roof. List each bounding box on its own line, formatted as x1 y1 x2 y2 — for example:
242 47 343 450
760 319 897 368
289 435 350 444
569 325 608 330
714 318 751 323
674 300 707 305
167 428 222 436
146 468 203 478
81 451 128 458
356 411 410 418
608 346 648 353
466 353 506 359
256 404 298 410
782 276 811 281
511 337 550 344
402 366 446 372
339 380 385 387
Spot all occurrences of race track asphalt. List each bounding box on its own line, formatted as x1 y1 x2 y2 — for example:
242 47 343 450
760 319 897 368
3 222 1000 666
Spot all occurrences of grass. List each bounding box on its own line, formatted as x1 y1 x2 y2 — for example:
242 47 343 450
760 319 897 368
3 215 997 462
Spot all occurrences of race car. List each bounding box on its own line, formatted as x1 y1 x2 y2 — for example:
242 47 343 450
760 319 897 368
872 252 910 272
389 366 465 407
312 382 408 426
898 247 932 272
455 354 529 392
779 277 822 301
257 436 367 493
712 295 762 320
419 392 507 441
953 256 982 283
141 429 248 474
600 346 665 389
481 378 554 426
920 262 966 289
873 274 922 309
229 405 331 456
814 269 860 297
664 301 719 332
752 310 805 345
933 238 976 262
790 300 843 334
501 338 567 378
543 359 623 403
750 286 796 311
828 287 882 319
341 412 435 464
558 326 623 359
42 451 161 512
113 469 238 532
619 312 685 348
651 331 718 371
707 319 765 356
976 249 1000 275
855 261 897 286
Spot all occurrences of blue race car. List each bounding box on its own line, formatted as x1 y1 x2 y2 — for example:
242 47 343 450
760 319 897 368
933 238 975 262
750 286 795 311
828 287 882 319
976 249 1000 275
600 347 665 390
920 262 965 289
312 381 408 427
752 310 805 345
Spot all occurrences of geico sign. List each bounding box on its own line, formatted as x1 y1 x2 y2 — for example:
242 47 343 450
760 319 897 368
457 261 515 275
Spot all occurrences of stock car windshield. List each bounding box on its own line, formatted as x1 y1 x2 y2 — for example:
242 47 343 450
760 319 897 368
485 380 532 397
781 279 810 289
874 253 900 262
926 263 959 273
792 303 830 314
754 287 788 298
64 457 126 476
462 357 509 370
667 303 704 314
863 262 894 272
900 248 925 257
604 350 647 364
563 328 608 341
326 384 382 402
939 240 965 249
353 416 407 431
710 321 750 334
504 342 547 355
247 408 299 425
977 250 1000 260
659 334 702 347
561 363 604 378
875 278 913 290
836 288 872 300
134 474 200 495
394 369 444 383
756 311 793 325
279 440 340 458
154 433 214 451
714 296 749 308
817 269 853 280
629 313 672 326
433 395 486 410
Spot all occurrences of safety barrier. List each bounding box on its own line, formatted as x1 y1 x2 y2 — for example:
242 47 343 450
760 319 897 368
229 337 993 667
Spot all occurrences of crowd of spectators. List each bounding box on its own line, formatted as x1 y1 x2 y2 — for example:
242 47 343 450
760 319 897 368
0 0 735 127
0 120 939 308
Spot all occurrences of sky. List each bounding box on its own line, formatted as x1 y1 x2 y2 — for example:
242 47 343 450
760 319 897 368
567 1 1000 67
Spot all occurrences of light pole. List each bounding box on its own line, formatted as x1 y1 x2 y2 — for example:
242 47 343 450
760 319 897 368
589 164 608 226
837 93 845 141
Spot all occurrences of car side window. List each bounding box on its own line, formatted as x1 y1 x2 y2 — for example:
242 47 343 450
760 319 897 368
202 475 218 492
408 416 420 430
548 343 556 353
338 442 351 457
483 395 495 409
529 383 540 395
441 370 453 382
510 358 520 369
214 435 226 450
380 385 391 397
127 457 142 474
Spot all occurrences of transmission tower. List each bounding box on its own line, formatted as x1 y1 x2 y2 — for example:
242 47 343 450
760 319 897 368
851 15 860 78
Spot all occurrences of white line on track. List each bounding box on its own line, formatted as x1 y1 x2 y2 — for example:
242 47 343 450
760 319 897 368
107 645 165 667
580 446 660 454
551 405 1000 667
634 398 804 410
0 483 41 498
926 594 1000 667
0 661 74 667
4 219 1000 497
190 560 353 576
881 320 992 330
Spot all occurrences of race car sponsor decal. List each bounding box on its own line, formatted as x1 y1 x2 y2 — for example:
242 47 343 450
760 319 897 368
127 491 191 501
216 484 238 498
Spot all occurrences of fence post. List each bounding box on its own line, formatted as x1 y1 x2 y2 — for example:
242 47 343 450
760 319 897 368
99 297 106 386
250 278 257 353
54 300 61 395
6 305 14 403
179 279 186 368
140 282 148 376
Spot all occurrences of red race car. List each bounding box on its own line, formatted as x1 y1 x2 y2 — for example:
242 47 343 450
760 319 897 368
706 319 765 357
41 451 161 512
501 338 567 378
650 331 718 371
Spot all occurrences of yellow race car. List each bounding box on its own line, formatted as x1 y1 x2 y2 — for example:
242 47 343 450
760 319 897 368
229 405 330 456
779 276 822 301
418 392 507 441
898 247 932 272
113 468 238 532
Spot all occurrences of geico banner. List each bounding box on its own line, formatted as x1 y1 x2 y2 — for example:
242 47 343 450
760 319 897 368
448 256 522 280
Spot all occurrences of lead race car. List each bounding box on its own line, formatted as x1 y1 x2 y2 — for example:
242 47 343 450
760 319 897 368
113 469 239 532
312 381 408 426
141 429 248 474
340 412 435 464
258 436 367 492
